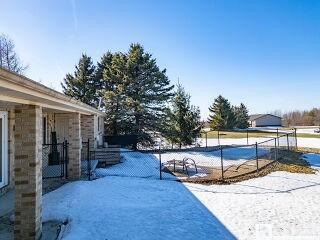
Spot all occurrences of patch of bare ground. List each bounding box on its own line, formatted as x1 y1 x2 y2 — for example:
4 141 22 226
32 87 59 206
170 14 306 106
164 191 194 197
297 147 320 154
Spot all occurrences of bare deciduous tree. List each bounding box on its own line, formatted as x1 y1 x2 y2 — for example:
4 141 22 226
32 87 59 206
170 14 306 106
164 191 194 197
0 34 28 74
283 108 320 127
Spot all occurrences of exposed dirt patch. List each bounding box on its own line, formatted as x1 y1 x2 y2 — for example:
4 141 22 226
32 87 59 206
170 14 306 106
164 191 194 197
297 147 320 154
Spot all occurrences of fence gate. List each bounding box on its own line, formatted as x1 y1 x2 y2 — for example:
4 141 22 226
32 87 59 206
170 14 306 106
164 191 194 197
42 141 68 179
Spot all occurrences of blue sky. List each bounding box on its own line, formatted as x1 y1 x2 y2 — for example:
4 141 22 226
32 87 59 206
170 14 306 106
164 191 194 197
1 0 320 119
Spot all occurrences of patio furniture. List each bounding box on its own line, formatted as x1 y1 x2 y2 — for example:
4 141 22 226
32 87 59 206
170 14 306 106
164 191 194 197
164 157 198 176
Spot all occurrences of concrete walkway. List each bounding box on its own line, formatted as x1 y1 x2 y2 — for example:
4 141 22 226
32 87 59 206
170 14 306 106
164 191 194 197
0 190 62 240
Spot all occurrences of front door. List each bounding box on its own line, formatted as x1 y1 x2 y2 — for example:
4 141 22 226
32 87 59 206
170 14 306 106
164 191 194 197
55 115 69 143
0 111 8 189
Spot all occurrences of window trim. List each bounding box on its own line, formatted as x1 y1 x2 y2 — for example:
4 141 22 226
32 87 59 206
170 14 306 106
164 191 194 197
0 111 8 189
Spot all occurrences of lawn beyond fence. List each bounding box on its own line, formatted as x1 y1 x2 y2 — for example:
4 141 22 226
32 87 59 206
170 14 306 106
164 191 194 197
199 128 296 147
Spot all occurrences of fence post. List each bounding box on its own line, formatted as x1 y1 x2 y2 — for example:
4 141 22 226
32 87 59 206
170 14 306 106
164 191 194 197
246 129 249 145
220 146 224 180
286 134 289 150
255 142 259 172
205 132 208 148
65 140 68 179
294 128 297 149
159 139 162 180
274 138 277 160
61 142 65 178
218 129 220 146
87 138 91 181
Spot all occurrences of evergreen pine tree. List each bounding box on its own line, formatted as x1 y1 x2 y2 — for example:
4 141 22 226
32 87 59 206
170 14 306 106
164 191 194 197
124 43 174 146
165 85 201 148
233 103 249 129
208 95 235 130
96 52 113 91
101 53 129 135
99 45 174 143
61 54 98 107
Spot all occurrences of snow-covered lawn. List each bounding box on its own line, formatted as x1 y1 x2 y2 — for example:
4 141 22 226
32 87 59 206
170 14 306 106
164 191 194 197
43 176 234 240
296 128 320 135
296 137 320 149
95 150 175 179
94 147 268 179
197 137 272 146
43 149 320 240
158 146 268 168
185 153 320 239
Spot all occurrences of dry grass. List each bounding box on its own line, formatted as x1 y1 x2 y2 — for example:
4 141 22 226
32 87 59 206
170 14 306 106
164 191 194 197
274 150 315 174
201 130 276 139
297 147 320 154
201 130 320 139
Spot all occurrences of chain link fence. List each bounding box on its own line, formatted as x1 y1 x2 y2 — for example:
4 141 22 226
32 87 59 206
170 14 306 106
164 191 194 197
94 150 167 179
79 130 297 182
158 131 297 181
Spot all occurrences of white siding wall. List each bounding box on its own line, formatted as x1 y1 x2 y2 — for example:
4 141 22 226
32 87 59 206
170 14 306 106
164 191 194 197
254 115 282 127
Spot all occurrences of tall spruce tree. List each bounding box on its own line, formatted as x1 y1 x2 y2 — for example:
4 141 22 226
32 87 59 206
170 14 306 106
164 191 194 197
208 95 235 130
96 52 113 91
123 43 174 145
233 103 249 129
101 52 129 135
61 54 98 107
100 44 174 144
165 84 201 148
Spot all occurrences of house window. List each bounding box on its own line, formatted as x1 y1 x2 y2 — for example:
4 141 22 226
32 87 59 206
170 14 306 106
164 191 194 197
43 117 47 144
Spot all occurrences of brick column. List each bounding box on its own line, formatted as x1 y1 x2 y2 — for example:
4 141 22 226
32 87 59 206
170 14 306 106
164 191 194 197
8 110 15 188
68 113 81 179
14 105 42 240
81 114 95 149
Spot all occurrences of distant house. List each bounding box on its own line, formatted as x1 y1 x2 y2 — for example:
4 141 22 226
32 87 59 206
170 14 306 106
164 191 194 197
249 114 282 127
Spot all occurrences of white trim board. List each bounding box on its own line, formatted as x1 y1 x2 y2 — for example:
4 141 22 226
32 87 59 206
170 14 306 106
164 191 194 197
0 111 8 189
